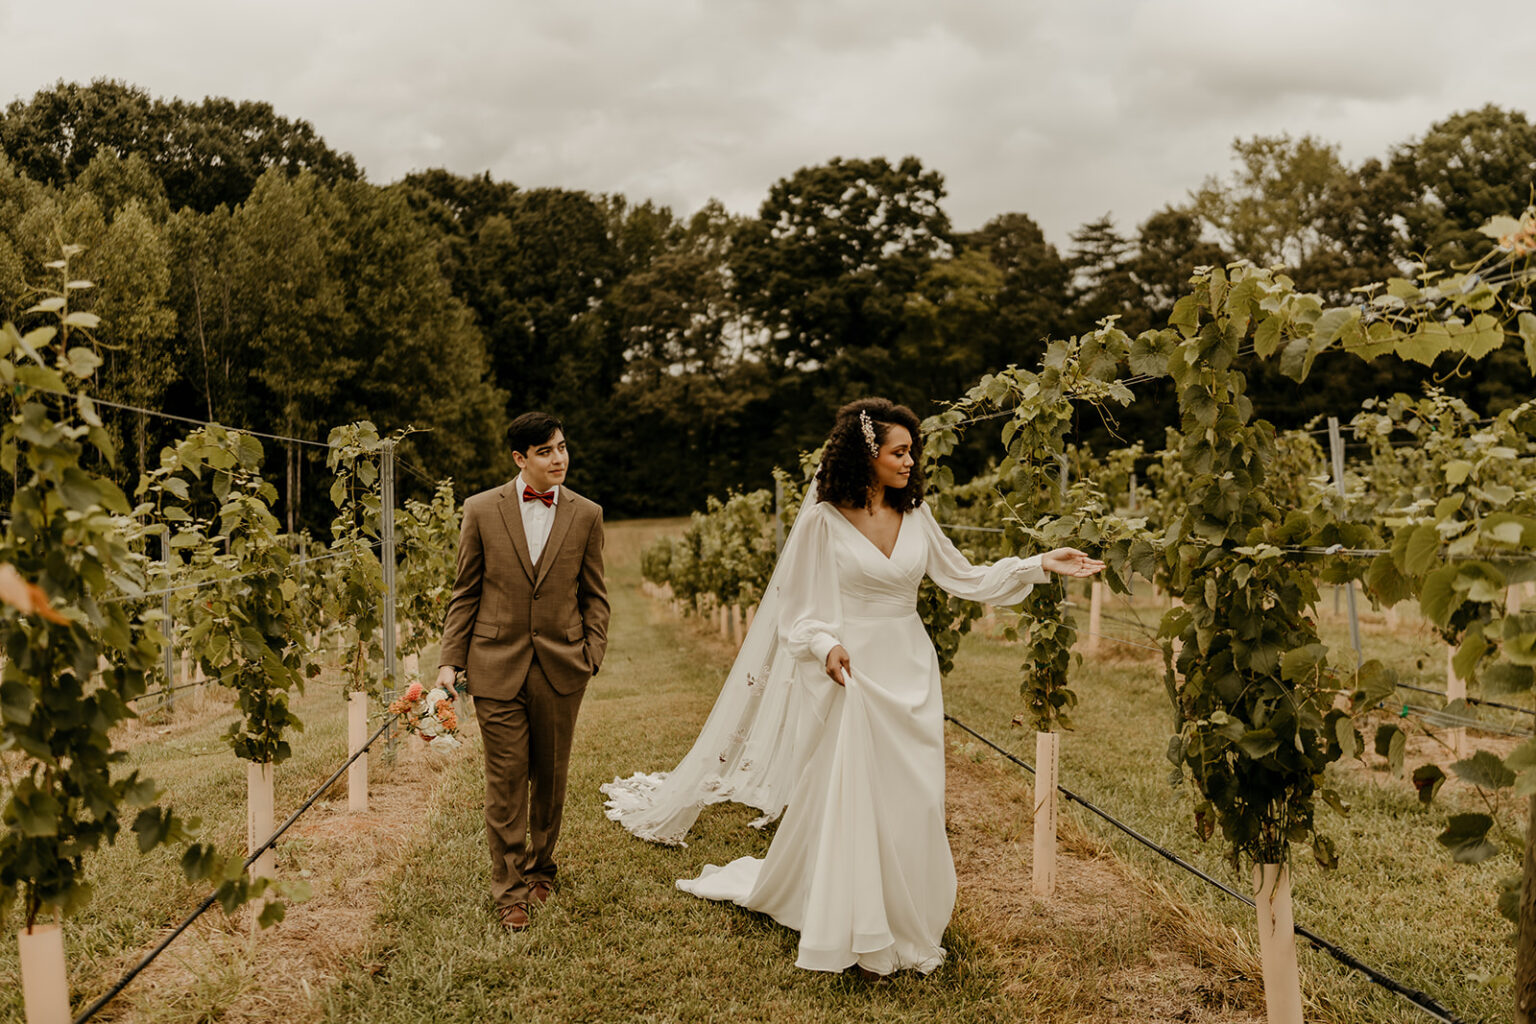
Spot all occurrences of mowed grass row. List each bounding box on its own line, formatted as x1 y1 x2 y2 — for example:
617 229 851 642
6 520 1514 1023
324 520 1218 1024
317 519 1517 1024
0 656 409 1023
944 583 1519 1024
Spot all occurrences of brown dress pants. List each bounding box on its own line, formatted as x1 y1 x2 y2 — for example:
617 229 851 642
473 658 587 910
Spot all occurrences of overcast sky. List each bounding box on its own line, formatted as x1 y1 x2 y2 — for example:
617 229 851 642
3 1 1533 244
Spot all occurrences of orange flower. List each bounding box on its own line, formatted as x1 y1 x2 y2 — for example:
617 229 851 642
403 681 424 702
0 564 68 624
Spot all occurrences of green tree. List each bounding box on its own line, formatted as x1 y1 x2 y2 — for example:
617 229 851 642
1067 214 1144 333
1391 104 1536 268
0 79 360 213
1193 134 1356 272
896 248 1005 406
963 211 1073 362
1131 205 1229 318
85 200 181 474
585 199 780 513
73 150 171 223
730 155 951 375
325 180 511 497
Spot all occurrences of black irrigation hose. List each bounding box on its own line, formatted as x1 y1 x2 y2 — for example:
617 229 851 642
73 713 400 1024
1397 681 1536 719
942 714 1470 1024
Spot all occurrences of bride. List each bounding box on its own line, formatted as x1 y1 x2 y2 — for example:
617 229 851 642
603 397 1103 977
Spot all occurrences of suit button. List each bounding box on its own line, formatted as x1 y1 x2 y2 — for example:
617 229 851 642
532 629 539 637
534 593 540 600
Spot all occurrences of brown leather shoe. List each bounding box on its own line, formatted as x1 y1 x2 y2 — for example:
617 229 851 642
529 881 554 906
498 902 531 932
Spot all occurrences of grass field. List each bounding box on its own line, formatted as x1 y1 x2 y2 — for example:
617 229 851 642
946 581 1520 1024
1 520 1521 1023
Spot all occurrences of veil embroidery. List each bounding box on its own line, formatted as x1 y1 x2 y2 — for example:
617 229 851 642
601 480 836 845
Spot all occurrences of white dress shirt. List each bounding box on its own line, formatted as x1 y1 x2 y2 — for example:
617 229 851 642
515 474 560 566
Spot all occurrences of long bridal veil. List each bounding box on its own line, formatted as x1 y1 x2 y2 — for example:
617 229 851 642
601 479 833 846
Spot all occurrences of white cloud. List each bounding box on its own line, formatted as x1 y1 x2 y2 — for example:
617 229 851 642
2 0 1532 246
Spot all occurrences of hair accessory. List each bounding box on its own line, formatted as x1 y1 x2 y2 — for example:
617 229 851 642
858 410 880 457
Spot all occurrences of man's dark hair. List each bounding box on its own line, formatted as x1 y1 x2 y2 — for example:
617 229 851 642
508 412 564 455
814 397 925 512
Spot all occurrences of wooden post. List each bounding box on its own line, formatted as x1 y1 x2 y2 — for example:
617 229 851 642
17 924 70 1024
731 605 744 647
1086 581 1103 653
1512 585 1525 616
746 604 756 631
1253 863 1304 1024
719 604 730 640
1446 647 1467 758
348 691 369 812
1032 731 1058 898
1516 793 1536 1023
247 761 276 880
403 651 420 681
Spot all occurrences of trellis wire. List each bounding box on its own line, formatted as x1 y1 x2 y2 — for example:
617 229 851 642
1396 681 1536 719
942 714 1469 1024
24 386 331 449
72 711 402 1024
126 679 207 705
105 541 383 604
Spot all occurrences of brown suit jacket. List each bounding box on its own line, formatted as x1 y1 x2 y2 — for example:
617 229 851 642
438 480 609 699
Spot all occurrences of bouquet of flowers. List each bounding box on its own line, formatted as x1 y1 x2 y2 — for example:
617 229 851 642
389 680 462 751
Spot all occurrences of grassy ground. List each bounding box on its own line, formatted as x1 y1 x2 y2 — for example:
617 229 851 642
946 581 1520 1024
0 646 456 1023
4 522 1517 1022
318 522 1269 1024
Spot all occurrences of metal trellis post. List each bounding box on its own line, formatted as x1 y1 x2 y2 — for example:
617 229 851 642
381 440 399 755
160 528 176 711
1327 417 1363 662
774 475 785 553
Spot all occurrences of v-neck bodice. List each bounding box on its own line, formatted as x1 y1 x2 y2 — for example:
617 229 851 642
820 505 924 618
830 506 906 561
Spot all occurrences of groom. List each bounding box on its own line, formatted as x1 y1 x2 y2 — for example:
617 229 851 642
437 411 610 931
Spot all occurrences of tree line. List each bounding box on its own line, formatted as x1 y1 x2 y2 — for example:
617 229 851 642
1 79 1532 523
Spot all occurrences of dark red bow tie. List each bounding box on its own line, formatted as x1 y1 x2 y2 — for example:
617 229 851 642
522 485 555 507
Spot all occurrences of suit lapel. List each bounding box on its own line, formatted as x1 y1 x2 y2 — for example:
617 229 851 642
496 484 537 584
534 493 578 589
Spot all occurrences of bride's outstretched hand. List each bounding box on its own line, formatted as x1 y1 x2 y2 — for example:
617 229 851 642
1041 547 1106 577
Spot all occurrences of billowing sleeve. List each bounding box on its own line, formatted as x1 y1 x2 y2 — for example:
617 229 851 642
775 502 844 667
918 503 1048 605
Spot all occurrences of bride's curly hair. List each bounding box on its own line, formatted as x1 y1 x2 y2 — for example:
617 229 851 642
815 398 925 512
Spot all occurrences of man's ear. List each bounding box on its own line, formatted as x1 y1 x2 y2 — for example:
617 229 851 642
511 450 526 470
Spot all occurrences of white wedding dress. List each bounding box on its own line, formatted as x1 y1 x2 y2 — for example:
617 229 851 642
604 499 1046 976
